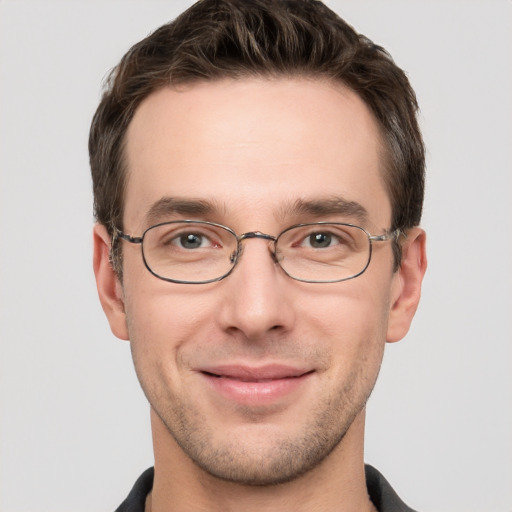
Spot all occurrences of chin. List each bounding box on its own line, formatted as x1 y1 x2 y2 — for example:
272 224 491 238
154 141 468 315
159 397 360 487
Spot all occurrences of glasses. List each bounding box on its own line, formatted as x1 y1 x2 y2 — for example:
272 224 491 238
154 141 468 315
114 220 401 284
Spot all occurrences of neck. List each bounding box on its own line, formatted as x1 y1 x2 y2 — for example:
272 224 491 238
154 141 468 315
147 409 375 512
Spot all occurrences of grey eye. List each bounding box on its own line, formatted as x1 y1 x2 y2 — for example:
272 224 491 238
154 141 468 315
178 233 204 249
308 233 332 248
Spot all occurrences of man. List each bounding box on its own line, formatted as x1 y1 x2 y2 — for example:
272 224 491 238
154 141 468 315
90 0 427 510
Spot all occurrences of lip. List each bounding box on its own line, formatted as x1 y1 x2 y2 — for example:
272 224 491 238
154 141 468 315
198 364 314 405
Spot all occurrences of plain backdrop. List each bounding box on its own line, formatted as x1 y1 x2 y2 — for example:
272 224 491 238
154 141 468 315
1 1 511 511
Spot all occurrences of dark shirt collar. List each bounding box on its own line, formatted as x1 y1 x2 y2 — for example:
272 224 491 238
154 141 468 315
115 465 417 512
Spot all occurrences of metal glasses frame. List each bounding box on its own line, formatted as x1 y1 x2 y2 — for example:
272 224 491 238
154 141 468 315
113 220 402 284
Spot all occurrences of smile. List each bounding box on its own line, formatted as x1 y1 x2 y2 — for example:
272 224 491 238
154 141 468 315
207 374 295 383
198 364 314 405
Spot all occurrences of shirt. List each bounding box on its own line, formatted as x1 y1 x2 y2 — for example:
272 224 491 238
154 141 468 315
115 464 417 511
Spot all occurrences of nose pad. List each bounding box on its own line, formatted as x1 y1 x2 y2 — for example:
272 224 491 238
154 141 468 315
229 242 280 271
231 232 279 270
229 249 238 264
268 242 280 264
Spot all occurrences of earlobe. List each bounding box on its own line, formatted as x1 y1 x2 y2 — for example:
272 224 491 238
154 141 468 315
386 227 427 343
93 224 129 340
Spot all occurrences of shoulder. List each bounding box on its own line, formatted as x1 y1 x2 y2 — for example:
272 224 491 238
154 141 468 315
114 467 154 512
365 464 418 512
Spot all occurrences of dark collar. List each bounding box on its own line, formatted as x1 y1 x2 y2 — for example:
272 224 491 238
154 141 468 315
115 465 417 512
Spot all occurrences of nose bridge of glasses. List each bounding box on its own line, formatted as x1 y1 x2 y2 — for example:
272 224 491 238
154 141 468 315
237 231 277 242
231 231 278 264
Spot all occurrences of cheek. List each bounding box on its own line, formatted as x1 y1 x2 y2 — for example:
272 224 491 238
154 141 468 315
302 280 390 372
122 246 218 341
123 277 219 385
303 276 391 334
125 289 217 348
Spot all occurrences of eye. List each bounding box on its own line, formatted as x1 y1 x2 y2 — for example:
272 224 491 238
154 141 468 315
299 230 347 249
280 224 360 254
172 231 217 249
307 232 334 248
176 232 208 249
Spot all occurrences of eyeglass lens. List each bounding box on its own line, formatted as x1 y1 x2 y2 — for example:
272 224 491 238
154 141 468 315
140 221 371 284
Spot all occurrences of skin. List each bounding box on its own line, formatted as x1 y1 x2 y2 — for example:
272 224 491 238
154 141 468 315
94 77 426 512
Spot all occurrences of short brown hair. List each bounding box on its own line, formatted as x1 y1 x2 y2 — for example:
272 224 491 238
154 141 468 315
89 0 424 270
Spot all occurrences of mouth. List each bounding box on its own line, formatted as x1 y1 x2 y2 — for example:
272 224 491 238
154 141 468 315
198 364 314 405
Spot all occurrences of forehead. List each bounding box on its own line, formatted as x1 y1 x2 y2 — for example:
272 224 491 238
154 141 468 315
123 77 390 231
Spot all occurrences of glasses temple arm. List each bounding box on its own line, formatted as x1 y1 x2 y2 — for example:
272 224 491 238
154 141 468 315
112 227 143 244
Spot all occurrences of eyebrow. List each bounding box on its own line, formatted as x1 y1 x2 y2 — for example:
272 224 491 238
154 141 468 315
282 197 369 224
143 195 369 228
143 197 223 227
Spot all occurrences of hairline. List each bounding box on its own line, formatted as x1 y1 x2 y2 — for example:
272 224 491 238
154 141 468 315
118 72 396 227
110 73 401 278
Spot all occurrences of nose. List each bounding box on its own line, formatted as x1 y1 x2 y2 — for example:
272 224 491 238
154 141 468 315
217 237 295 341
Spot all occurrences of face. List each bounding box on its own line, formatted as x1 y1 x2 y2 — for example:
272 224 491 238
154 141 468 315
95 77 424 485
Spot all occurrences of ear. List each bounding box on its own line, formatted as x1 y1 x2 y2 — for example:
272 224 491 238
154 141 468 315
386 227 427 343
93 224 129 340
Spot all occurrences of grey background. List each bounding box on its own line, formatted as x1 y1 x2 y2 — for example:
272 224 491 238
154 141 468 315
1 1 511 510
